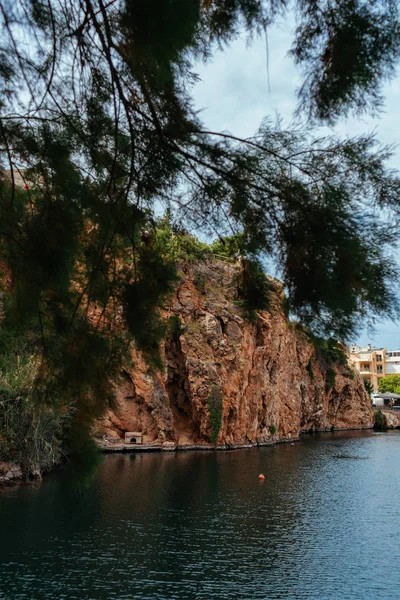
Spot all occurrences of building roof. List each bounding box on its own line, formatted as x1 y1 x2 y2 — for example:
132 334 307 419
374 392 400 399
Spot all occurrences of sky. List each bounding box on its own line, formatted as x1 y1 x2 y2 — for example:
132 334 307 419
191 15 400 351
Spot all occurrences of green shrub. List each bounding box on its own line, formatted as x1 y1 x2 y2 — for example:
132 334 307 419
167 315 183 340
325 367 336 391
194 272 207 292
269 424 277 436
306 358 315 380
313 337 347 366
154 216 209 263
208 386 223 444
210 234 244 259
0 352 71 475
374 410 388 431
363 378 374 397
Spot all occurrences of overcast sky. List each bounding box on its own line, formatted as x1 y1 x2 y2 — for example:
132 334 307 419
192 16 400 350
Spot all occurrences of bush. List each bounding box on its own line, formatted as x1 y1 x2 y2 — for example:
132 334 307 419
313 337 347 366
269 424 277 436
208 386 223 444
194 272 207 292
0 352 71 475
210 234 244 259
374 410 388 431
325 367 336 391
154 216 209 263
306 358 315 380
167 315 183 340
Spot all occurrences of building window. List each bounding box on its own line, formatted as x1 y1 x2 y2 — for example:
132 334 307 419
361 363 371 370
376 354 382 362
377 365 383 374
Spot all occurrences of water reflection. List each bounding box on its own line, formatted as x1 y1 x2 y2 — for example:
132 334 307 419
1 431 400 599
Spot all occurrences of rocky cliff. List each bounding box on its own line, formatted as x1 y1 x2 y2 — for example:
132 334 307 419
97 259 373 447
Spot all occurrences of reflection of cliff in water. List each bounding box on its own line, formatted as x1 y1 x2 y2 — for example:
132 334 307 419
1 430 393 600
97 444 311 567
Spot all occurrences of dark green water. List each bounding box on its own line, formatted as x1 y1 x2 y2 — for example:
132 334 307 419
1 430 400 600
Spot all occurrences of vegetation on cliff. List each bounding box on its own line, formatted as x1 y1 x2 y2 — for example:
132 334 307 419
0 0 398 468
374 410 388 431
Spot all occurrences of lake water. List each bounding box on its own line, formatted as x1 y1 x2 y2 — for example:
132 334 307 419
1 431 400 600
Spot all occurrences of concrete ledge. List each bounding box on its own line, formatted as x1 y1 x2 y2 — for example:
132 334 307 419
97 438 301 453
97 426 374 454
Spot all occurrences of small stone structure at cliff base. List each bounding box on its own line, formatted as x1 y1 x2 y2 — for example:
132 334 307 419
124 432 143 444
95 259 374 450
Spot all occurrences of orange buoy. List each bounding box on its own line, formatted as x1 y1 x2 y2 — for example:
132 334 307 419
258 474 265 480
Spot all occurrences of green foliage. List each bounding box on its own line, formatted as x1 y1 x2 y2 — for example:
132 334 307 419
306 358 315 381
269 424 277 436
0 349 70 474
154 216 209 264
1 0 400 463
167 315 183 340
378 374 400 394
120 0 201 88
123 247 178 367
325 367 337 391
313 337 348 366
208 386 223 444
63 437 103 492
278 174 399 340
210 234 244 259
363 378 374 397
292 0 400 122
194 272 207 292
236 259 271 322
374 409 388 431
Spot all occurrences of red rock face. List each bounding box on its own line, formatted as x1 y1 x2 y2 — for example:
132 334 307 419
98 260 373 445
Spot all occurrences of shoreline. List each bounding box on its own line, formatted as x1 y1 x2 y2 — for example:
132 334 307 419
97 425 375 454
0 425 378 486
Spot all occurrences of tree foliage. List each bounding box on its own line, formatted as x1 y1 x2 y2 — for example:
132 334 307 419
0 0 400 447
0 343 71 474
378 374 400 394
363 378 374 397
235 258 272 322
292 0 400 122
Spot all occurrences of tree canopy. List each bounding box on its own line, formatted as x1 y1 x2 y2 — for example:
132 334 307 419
1 0 400 444
378 374 400 394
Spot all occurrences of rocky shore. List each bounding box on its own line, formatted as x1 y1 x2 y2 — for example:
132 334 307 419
0 462 23 484
2 259 375 483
